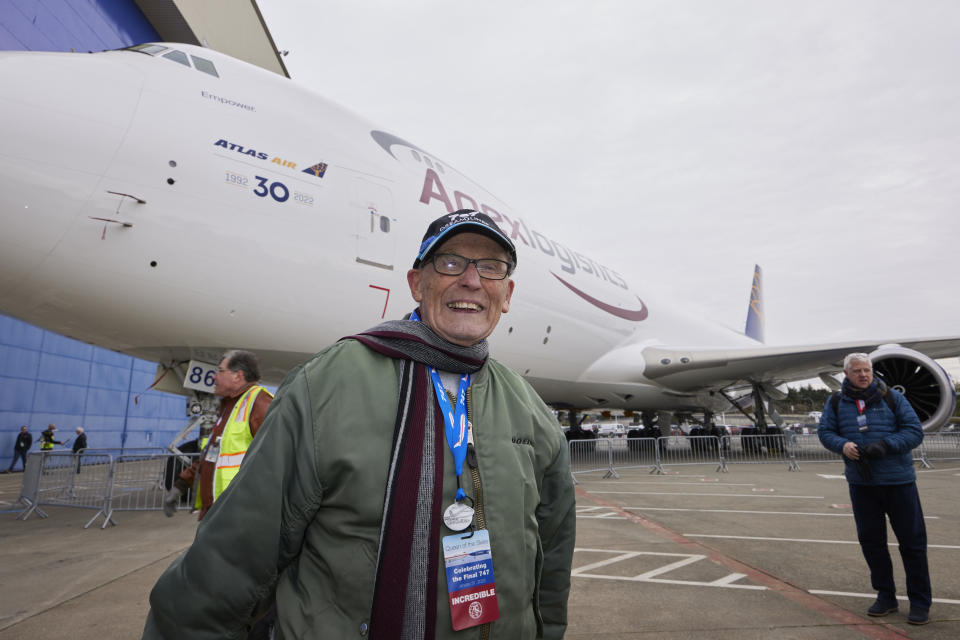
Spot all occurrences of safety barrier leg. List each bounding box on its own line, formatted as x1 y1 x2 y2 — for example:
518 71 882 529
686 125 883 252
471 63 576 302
787 444 801 471
67 456 79 498
84 457 118 529
650 438 665 475
100 456 119 528
16 498 47 521
916 442 932 469
715 436 729 473
84 507 113 529
16 452 48 521
603 443 620 479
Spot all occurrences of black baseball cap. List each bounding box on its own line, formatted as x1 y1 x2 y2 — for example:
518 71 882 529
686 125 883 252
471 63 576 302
413 209 518 269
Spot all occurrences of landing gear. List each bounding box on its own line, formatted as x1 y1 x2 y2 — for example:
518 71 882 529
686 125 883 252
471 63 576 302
688 411 729 453
723 383 786 456
564 410 597 452
161 390 218 505
627 410 663 455
167 390 219 456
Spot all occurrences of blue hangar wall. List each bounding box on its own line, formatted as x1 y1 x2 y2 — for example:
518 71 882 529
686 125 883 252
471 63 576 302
0 2 186 468
0 313 186 462
0 0 158 51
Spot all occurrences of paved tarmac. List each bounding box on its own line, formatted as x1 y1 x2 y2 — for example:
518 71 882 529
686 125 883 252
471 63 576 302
0 459 957 639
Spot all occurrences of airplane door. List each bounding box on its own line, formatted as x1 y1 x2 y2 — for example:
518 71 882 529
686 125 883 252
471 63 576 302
354 179 396 271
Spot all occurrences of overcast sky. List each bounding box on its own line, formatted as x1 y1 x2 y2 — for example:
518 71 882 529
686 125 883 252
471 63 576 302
257 0 959 354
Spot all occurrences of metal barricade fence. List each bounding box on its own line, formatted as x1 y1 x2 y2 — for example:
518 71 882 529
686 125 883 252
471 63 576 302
16 450 199 528
917 433 960 465
18 435 959 518
784 433 841 467
784 433 954 469
97 453 197 528
568 438 618 482
16 451 113 523
568 430 960 481
75 447 168 457
615 437 660 474
724 434 797 470
570 436 730 478
654 435 725 474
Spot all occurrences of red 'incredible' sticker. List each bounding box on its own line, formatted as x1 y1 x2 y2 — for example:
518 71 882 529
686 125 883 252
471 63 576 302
443 530 500 630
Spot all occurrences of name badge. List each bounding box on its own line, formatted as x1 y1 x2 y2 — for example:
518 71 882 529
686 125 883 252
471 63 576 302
442 529 500 630
204 437 221 463
856 414 868 431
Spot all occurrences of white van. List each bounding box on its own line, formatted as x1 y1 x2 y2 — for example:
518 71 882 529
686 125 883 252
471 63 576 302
597 423 626 437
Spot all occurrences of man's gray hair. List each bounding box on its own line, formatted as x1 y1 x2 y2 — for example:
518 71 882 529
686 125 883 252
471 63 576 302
843 352 872 371
221 349 261 383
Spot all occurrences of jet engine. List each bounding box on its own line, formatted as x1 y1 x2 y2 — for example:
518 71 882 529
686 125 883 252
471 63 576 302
870 346 956 432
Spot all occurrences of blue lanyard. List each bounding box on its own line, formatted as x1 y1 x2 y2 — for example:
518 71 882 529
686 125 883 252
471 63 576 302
410 309 471 501
429 368 471 501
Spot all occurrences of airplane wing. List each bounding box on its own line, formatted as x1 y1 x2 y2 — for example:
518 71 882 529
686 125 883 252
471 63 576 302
638 337 960 391
578 336 959 430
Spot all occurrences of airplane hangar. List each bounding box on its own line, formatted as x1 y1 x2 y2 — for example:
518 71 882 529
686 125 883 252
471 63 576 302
0 0 285 468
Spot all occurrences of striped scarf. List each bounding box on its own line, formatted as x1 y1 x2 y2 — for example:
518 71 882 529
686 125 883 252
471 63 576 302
343 316 487 640
841 378 888 406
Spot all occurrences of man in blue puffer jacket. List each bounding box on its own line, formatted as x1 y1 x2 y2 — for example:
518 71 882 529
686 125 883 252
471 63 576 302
817 352 931 625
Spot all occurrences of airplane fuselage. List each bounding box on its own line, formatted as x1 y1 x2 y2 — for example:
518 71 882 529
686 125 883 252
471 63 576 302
0 44 891 414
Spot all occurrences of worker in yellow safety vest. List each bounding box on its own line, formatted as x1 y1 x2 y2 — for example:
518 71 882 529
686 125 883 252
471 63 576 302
163 350 273 520
40 424 63 450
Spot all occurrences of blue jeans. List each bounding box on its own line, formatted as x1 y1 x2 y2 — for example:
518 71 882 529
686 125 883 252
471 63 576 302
849 482 931 610
7 449 28 471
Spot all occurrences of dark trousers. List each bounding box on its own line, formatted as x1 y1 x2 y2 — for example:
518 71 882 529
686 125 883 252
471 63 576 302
7 449 28 471
849 482 931 610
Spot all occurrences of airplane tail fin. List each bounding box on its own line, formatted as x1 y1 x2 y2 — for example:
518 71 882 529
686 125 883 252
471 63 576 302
744 264 764 343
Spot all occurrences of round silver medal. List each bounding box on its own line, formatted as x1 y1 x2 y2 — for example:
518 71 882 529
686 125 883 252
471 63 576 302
443 501 475 531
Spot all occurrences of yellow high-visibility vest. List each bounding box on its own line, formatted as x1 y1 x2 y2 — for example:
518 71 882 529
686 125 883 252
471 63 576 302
212 385 272 500
194 433 211 511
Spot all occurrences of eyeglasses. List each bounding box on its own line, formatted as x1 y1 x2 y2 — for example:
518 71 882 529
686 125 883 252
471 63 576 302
431 253 513 280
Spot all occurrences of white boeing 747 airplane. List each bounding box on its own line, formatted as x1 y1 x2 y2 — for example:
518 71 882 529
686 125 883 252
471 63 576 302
0 43 957 431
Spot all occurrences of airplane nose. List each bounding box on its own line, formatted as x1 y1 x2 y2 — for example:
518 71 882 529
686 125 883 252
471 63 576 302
0 50 143 294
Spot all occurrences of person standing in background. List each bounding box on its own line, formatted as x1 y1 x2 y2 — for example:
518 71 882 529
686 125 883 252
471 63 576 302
817 352 931 625
4 426 32 473
72 427 88 473
40 424 62 450
162 350 273 521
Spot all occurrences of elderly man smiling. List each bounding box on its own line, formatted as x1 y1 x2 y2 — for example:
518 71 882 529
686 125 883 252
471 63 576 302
143 210 576 640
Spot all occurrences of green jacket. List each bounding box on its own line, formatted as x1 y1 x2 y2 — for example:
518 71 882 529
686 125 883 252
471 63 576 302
144 340 575 639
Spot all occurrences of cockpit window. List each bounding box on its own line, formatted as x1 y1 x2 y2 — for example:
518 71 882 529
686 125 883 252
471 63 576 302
127 44 169 56
191 55 219 78
122 44 220 79
163 50 191 67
